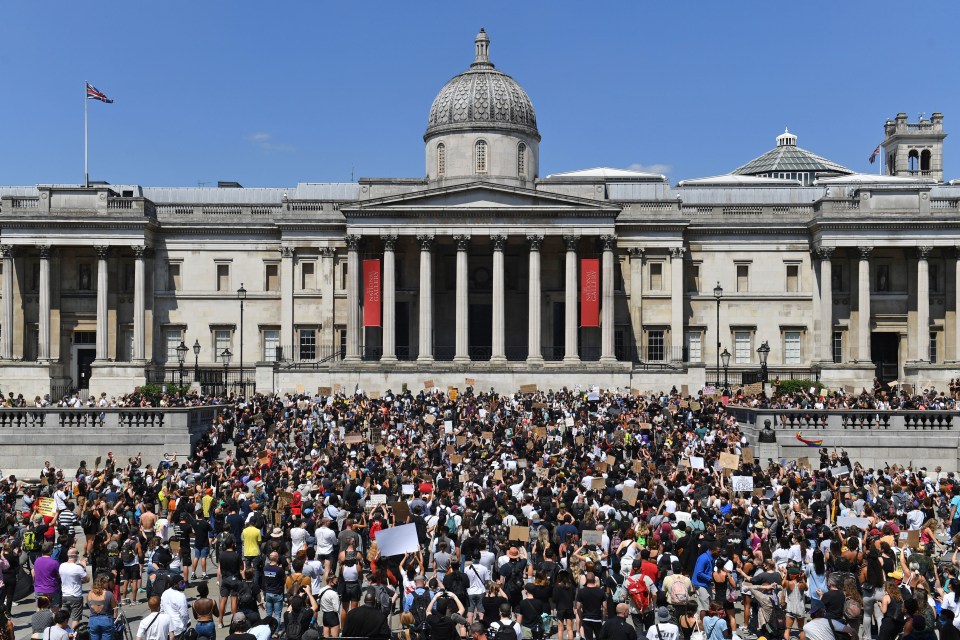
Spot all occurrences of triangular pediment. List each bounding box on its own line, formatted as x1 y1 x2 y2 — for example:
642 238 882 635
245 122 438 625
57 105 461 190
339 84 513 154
344 181 620 213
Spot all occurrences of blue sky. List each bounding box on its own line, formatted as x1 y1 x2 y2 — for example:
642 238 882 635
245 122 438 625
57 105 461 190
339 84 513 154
3 1 958 187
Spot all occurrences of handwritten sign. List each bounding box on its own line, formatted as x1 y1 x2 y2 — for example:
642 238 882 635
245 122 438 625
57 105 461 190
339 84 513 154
390 501 410 522
37 497 56 517
731 476 754 493
423 380 435 390
837 516 871 529
520 384 538 394
319 386 332 396
345 434 363 445
581 530 603 546
590 477 605 490
508 526 530 542
465 378 476 387
719 452 740 470
690 456 704 469
742 448 754 464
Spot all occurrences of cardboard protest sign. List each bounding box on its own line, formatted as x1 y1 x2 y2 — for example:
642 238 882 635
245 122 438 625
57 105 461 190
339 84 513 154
719 452 740 470
690 456 705 469
519 384 538 394
899 529 920 549
631 388 640 397
95 456 102 468
345 434 363 445
743 382 763 396
837 516 871 529
833 466 850 476
465 378 476 387
633 460 644 473
622 486 639 505
376 523 421 556
424 414 436 425
581 530 603 546
517 459 527 469
460 473 469 483
680 385 689 397
742 448 754 465
590 477 605 490
532 402 547 409
595 461 607 473
509 526 530 542
534 427 547 439
423 380 435 390
456 435 466 446
319 386 332 396
576 436 585 446
482 431 494 440
606 455 616 466
449 454 463 464
690 401 702 411
390 501 411 522
493 470 503 481
295 384 305 394
797 456 810 469
731 476 754 492
37 497 56 517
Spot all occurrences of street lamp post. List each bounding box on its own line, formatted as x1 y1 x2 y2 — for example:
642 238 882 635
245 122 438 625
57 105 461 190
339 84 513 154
192 339 201 381
237 284 246 396
713 282 723 387
721 348 731 391
176 341 188 389
221 348 232 397
757 340 770 383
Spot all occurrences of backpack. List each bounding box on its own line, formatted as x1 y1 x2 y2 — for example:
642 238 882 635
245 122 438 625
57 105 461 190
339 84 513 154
374 584 394 617
627 574 651 611
22 530 37 552
120 540 136 565
411 588 432 629
444 571 469 605
611 574 628 604
503 560 526 599
670 578 689 604
151 570 177 597
490 621 519 640
285 608 313 640
446 513 459 536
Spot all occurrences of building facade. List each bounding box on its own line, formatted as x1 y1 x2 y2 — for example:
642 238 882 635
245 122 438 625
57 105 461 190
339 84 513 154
1 30 959 398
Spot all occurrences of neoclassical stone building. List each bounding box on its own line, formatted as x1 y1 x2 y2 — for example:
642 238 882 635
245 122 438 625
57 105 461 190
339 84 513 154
1 29 958 398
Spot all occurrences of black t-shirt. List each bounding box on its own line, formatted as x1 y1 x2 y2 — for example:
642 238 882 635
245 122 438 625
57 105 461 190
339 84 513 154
752 571 780 586
194 519 211 548
219 549 242 578
518 598 544 627
822 589 846 621
225 633 256 640
576 585 606 621
553 585 576 612
262 562 285 594
427 614 458 640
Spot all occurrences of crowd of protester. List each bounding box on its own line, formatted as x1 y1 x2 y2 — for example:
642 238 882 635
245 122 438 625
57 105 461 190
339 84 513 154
1 382 960 640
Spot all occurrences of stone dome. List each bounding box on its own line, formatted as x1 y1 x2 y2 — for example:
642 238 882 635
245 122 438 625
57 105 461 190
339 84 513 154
425 29 540 141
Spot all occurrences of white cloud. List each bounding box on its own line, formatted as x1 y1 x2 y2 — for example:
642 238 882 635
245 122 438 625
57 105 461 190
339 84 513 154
246 132 294 152
626 163 672 176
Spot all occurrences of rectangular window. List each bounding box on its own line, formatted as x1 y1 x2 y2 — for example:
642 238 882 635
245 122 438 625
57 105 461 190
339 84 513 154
833 331 843 364
930 263 942 293
930 332 938 364
784 331 801 365
168 262 181 291
216 264 230 292
265 263 279 292
213 329 233 361
263 329 280 361
647 330 665 361
299 328 317 360
876 264 890 292
301 262 316 289
340 260 349 291
649 263 663 291
686 264 701 293
685 331 702 362
164 329 182 363
786 264 799 293
736 264 749 292
734 331 751 364
832 263 844 292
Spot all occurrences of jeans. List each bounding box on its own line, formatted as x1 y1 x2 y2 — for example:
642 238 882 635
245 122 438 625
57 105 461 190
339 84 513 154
265 592 285 619
195 620 217 640
89 614 115 640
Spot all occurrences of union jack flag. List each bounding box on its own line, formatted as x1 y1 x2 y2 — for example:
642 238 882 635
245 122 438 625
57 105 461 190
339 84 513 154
86 83 114 104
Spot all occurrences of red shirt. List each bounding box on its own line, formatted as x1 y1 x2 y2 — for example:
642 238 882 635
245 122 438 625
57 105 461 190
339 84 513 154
640 560 660 584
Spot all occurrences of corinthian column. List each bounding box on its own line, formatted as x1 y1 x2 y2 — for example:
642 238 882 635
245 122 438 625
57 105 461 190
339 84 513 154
816 246 834 363
858 247 872 362
344 235 361 362
526 235 544 364
916 246 932 361
133 245 146 361
563 235 580 363
600 235 617 363
454 235 471 363
490 235 507 363
39 245 54 361
417 235 435 362
380 235 398 362
0 246 15 360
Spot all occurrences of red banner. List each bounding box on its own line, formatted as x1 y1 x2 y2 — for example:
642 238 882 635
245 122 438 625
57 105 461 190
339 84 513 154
580 258 600 327
363 259 381 327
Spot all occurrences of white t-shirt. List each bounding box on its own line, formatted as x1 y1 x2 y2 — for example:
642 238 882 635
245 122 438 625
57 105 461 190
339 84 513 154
59 562 87 598
466 562 490 595
647 622 681 640
290 527 309 555
136 612 172 640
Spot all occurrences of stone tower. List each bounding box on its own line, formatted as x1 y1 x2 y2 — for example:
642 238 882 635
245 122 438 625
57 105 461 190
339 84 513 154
883 112 946 182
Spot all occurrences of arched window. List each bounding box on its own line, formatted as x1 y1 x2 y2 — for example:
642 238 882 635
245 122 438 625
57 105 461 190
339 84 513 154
475 140 487 173
921 149 932 172
437 143 446 176
517 142 526 177
908 150 920 173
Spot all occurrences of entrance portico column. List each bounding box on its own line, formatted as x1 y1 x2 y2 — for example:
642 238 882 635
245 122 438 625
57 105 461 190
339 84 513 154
563 235 580 363
133 245 147 361
380 235 398 362
600 235 617 363
0 246 15 359
344 235 361 362
816 246 834 363
453 235 471 363
93 245 109 362
526 235 544 364
916 246 932 361
417 235 435 363
857 247 873 362
490 235 507 364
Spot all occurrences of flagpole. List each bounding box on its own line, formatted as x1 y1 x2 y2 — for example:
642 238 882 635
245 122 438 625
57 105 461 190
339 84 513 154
84 81 89 188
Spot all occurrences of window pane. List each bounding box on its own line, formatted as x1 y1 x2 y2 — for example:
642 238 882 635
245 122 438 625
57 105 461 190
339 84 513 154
685 331 702 362
736 265 749 292
784 331 801 365
930 332 938 364
263 330 280 361
735 331 751 364
168 263 181 291
265 264 279 292
786 265 799 293
217 264 229 291
299 329 316 360
647 330 664 361
165 330 181 362
214 330 231 361
650 263 663 290
302 262 316 289
833 331 843 364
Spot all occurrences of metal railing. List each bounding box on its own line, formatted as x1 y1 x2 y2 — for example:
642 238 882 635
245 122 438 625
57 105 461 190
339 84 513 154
148 367 255 396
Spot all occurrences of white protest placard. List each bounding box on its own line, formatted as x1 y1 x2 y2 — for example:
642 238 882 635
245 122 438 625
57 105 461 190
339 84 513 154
444 420 453 434
368 494 387 509
833 466 850 476
836 516 871 529
690 456 705 470
565 416 575 427
674 511 691 523
731 476 754 493
401 484 415 495
582 530 603 546
375 523 421 556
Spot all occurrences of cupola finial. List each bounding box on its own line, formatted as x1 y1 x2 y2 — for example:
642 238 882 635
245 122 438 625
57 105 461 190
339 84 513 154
472 28 494 69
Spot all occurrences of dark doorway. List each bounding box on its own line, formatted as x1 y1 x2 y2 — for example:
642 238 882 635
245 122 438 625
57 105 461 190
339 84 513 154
552 302 564 361
469 303 492 360
77 348 96 391
871 332 899 382
396 301 411 360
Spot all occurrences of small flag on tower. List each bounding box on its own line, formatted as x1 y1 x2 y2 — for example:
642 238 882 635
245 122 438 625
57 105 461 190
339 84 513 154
86 83 114 104
868 144 880 164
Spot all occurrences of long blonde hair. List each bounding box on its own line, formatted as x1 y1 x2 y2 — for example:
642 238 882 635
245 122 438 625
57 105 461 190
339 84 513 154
91 575 110 597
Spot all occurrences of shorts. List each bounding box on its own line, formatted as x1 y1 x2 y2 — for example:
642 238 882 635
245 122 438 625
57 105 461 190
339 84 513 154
556 609 574 621
194 547 210 559
220 575 242 596
61 595 84 622
468 594 484 613
342 581 361 602
123 564 142 581
322 611 340 628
